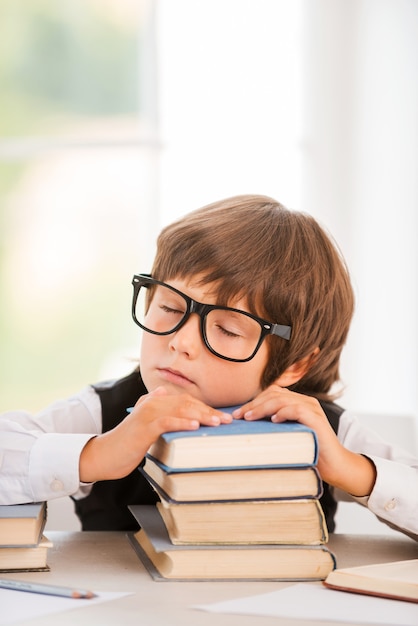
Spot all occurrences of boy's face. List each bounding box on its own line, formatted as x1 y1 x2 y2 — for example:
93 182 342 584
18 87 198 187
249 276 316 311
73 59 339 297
139 276 269 408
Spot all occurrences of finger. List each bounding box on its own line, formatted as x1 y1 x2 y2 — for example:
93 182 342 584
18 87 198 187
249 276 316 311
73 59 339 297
232 398 265 419
233 390 289 421
178 403 231 427
232 383 289 418
270 402 325 427
148 394 231 427
151 409 222 434
161 416 200 432
179 397 232 425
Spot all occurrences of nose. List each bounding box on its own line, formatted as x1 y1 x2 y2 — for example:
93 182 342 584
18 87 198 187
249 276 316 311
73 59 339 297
168 313 202 357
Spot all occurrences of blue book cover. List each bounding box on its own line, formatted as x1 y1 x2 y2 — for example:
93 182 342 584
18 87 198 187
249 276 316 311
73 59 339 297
147 414 318 470
157 417 315 443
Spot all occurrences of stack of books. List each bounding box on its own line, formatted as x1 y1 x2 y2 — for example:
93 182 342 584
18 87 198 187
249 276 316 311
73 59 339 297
128 417 336 580
0 502 51 572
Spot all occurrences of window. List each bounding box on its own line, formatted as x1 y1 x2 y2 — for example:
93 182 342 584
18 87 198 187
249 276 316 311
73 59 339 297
0 0 158 410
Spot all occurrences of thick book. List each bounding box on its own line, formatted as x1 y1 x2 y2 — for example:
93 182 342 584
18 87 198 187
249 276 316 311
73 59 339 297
0 535 52 572
0 502 47 547
127 505 336 581
140 457 323 502
147 419 318 470
155 496 328 545
324 559 418 604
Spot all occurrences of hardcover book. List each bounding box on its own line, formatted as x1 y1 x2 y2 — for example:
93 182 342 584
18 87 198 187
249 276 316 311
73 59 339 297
128 505 336 581
140 457 323 502
156 496 328 545
324 559 418 603
147 419 318 470
0 502 47 547
0 535 52 572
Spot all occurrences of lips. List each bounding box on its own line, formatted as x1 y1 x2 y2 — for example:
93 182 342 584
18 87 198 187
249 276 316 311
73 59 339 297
157 367 194 386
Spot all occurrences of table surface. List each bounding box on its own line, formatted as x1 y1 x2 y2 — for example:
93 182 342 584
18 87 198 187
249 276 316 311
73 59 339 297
4 531 418 626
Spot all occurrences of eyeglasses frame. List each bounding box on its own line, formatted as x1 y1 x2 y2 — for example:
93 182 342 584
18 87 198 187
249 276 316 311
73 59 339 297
131 273 292 363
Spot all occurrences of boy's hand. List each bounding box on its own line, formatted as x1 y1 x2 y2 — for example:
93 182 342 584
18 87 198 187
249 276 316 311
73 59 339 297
79 387 231 483
233 383 376 497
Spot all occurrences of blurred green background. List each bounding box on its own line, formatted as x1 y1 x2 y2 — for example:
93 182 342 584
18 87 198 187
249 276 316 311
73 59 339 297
0 0 155 411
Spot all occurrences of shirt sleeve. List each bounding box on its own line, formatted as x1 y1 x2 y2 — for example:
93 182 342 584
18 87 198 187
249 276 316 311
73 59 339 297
0 386 102 504
337 411 418 540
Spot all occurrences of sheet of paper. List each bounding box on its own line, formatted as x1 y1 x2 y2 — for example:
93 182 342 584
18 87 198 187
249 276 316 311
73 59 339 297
194 583 418 626
1 588 133 625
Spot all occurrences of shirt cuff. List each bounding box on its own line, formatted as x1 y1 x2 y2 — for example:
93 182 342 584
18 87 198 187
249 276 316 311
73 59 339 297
28 433 95 501
362 455 418 535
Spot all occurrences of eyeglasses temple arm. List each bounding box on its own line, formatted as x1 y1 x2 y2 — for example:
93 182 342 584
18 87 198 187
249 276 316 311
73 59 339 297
272 324 292 341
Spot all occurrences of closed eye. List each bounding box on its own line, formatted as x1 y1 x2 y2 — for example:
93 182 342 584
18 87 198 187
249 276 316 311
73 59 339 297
159 304 185 316
213 323 242 339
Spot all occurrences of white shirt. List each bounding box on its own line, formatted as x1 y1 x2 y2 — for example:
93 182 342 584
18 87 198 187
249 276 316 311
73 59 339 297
0 386 417 540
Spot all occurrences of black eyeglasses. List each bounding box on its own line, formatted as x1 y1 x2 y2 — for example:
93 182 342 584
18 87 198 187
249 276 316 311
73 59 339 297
131 274 291 363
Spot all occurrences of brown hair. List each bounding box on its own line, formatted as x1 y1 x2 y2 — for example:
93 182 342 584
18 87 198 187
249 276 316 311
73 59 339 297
152 194 354 401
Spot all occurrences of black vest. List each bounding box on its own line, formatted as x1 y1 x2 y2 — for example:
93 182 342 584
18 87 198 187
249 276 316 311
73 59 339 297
72 369 343 532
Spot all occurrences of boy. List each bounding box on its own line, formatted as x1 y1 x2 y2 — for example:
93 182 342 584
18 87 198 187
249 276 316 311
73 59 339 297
1 195 417 537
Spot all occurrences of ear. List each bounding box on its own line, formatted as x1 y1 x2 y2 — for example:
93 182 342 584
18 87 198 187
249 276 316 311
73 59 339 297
274 347 320 387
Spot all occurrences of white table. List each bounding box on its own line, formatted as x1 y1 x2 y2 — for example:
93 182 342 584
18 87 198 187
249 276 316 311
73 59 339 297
4 531 418 626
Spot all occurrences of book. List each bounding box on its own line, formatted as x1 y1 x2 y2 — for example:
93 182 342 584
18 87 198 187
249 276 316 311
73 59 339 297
128 505 336 580
0 502 47 547
0 535 52 572
324 559 418 604
141 456 323 502
155 496 328 545
147 419 318 470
